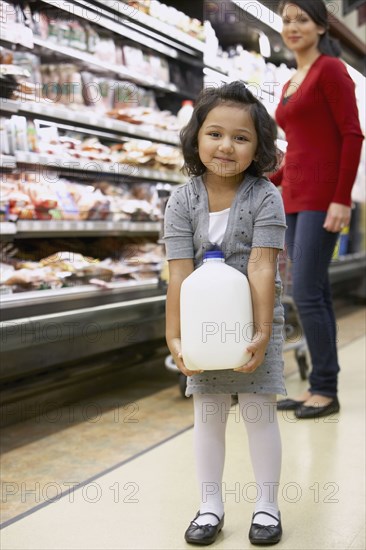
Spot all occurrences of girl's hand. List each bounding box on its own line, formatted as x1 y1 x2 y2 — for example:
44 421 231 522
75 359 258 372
168 337 204 377
323 203 351 233
233 332 269 374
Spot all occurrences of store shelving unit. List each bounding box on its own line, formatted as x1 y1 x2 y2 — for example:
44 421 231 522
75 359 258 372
204 0 366 291
0 98 180 145
75 0 206 55
14 150 185 182
1 0 364 393
1 219 161 237
1 286 167 379
32 35 183 95
0 155 16 169
0 0 206 383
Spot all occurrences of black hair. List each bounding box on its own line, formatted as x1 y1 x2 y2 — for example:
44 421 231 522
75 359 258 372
278 0 341 57
180 81 277 178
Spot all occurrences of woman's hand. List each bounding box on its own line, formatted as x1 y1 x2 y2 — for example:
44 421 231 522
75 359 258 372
168 337 204 377
323 203 351 233
233 332 270 374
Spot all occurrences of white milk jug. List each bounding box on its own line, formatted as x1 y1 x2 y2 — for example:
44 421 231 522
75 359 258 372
180 250 253 371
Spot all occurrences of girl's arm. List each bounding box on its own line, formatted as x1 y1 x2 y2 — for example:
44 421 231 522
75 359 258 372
234 247 278 373
166 258 202 376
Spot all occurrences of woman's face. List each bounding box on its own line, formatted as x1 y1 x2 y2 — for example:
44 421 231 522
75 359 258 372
280 3 325 54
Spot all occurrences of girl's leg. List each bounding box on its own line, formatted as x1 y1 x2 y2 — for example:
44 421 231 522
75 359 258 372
288 211 340 397
193 393 232 525
239 393 281 526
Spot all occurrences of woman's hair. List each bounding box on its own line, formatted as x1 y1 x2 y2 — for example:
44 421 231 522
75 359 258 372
278 0 341 57
180 81 277 178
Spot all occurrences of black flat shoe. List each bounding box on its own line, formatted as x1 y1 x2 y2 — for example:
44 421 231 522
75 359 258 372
184 511 224 545
249 511 282 546
276 398 305 410
295 397 340 419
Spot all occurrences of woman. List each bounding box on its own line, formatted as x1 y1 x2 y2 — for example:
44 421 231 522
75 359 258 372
272 0 364 418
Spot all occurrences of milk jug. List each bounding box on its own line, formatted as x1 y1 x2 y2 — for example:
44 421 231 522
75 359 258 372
180 250 253 371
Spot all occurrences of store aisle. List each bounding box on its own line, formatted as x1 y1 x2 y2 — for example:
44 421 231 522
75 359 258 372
0 331 364 549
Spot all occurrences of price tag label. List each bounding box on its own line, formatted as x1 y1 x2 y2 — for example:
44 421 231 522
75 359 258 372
104 119 113 129
19 26 34 48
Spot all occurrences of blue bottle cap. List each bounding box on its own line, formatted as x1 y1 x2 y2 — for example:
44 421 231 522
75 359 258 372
203 250 225 260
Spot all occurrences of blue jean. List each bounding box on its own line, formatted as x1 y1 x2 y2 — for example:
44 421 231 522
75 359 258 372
285 211 340 397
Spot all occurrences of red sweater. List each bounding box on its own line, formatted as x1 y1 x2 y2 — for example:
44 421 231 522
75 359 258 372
271 55 364 213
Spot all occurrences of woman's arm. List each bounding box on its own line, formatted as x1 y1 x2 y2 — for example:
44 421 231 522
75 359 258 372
268 165 284 187
320 58 364 231
166 258 202 376
234 247 278 373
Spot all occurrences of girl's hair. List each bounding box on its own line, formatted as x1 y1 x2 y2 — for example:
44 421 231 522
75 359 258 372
278 0 341 57
180 81 277 178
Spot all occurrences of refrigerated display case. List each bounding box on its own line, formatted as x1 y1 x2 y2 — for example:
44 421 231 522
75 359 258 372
1 0 365 399
0 0 207 387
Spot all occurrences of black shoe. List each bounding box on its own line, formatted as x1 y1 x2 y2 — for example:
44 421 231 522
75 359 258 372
295 397 340 419
249 511 282 546
276 398 305 410
184 511 224 545
231 394 239 406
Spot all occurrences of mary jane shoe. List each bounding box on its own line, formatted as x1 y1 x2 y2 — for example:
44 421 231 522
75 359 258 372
184 511 224 545
249 511 282 545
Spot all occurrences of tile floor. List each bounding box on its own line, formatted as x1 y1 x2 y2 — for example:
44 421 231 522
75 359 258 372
0 300 365 549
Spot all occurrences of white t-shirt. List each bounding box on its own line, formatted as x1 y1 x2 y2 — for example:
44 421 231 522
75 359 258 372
208 208 230 246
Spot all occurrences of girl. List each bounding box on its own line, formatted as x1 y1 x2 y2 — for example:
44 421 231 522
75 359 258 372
164 81 286 546
272 0 364 418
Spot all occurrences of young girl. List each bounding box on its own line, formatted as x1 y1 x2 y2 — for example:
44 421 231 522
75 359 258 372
164 81 286 546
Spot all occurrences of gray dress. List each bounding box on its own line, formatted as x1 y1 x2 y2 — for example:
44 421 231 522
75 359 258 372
163 174 287 397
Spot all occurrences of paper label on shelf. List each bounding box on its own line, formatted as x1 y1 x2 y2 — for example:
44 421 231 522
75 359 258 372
103 119 113 129
61 110 74 121
0 156 16 169
19 25 34 48
0 286 13 296
14 150 184 182
0 222 17 235
0 98 19 113
68 221 82 232
2 22 33 48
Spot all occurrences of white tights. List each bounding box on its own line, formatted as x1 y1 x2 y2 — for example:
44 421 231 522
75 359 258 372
193 393 281 526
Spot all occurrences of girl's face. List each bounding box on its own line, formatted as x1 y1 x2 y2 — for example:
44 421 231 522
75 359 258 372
281 3 325 54
197 103 258 184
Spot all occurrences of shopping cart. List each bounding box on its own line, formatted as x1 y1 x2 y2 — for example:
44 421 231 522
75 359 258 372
279 249 310 380
164 252 310 397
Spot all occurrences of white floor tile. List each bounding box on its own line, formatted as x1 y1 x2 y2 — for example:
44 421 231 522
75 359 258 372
1 336 365 550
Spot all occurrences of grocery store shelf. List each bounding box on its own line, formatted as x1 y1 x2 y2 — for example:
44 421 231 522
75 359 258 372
75 0 205 54
0 223 17 236
0 220 161 239
40 0 203 60
0 279 161 310
203 66 231 84
0 98 19 114
15 220 161 237
0 21 34 48
0 284 167 381
203 64 229 77
0 98 180 146
329 252 366 284
32 36 180 94
14 150 185 183
0 155 17 170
